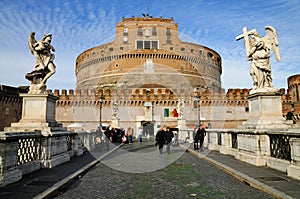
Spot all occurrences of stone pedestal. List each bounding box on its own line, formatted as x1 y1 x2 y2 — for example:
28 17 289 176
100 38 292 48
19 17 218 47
177 119 190 142
5 93 65 132
111 119 119 128
235 133 270 166
239 92 293 129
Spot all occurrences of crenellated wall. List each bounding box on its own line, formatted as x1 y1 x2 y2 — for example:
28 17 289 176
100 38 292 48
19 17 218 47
2 76 298 132
0 85 28 130
53 87 251 130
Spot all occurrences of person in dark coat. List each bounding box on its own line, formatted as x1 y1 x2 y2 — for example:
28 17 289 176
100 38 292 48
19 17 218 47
165 127 174 154
194 127 200 150
198 124 206 151
155 127 165 154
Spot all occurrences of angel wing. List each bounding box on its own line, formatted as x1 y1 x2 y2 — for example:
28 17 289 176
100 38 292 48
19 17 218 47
28 32 45 69
28 32 37 55
263 26 280 62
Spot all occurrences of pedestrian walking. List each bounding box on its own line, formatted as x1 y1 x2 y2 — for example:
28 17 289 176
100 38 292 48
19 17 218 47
138 127 143 143
198 124 206 151
165 127 174 154
193 127 199 150
155 127 165 154
103 127 111 150
126 127 133 144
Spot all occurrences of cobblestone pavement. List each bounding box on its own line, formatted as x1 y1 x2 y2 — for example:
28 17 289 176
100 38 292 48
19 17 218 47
56 140 273 199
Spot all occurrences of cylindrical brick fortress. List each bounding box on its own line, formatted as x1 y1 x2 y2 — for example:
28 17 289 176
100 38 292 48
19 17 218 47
75 16 222 92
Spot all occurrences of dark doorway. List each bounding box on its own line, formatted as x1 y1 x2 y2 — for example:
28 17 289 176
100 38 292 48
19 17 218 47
141 121 154 137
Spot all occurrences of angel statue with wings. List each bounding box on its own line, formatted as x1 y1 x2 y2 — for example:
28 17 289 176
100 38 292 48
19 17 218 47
236 26 280 94
25 32 56 94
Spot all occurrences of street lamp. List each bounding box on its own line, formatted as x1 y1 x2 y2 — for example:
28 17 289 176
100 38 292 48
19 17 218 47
194 86 207 127
99 95 104 131
194 94 200 128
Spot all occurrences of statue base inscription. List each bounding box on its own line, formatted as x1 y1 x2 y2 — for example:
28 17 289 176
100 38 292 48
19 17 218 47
5 93 65 132
238 92 293 129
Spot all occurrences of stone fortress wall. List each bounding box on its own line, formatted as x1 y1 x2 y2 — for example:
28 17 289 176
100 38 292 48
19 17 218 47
52 82 299 132
0 76 299 131
53 87 248 131
0 85 27 131
283 74 300 121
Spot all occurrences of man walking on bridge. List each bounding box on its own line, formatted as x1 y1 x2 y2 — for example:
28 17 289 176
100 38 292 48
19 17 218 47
165 127 174 154
155 127 165 154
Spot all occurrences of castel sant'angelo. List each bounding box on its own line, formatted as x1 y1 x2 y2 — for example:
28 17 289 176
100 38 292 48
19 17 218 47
1 16 299 135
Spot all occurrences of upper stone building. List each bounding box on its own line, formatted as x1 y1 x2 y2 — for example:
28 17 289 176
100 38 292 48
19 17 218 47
75 16 222 92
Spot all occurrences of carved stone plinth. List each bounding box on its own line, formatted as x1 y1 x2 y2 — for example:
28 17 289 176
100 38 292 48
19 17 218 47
111 119 119 128
235 133 270 166
5 93 65 132
239 92 293 129
177 119 190 142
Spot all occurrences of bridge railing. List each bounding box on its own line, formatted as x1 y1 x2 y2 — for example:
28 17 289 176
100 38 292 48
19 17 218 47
0 130 97 187
178 128 300 180
205 129 300 180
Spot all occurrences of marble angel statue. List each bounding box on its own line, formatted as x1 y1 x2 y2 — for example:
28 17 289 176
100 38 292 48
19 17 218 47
236 26 280 93
25 32 56 94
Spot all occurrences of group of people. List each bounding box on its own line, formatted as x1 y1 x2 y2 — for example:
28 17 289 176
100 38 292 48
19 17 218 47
95 124 206 154
193 124 206 151
155 127 175 154
94 126 134 152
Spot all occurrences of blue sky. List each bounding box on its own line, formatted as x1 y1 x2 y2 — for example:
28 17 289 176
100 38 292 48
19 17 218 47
0 0 299 91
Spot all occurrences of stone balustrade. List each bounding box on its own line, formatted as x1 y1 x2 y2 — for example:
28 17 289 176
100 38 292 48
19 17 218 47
0 130 97 187
193 128 300 180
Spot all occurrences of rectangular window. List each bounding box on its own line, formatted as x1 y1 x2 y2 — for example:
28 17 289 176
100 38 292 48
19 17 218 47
199 50 203 55
137 40 143 49
166 37 171 44
181 47 185 51
166 28 171 36
123 28 128 36
136 40 159 50
138 27 143 36
109 47 113 51
144 41 150 49
152 41 158 49
152 27 157 36
191 49 194 53
193 101 198 109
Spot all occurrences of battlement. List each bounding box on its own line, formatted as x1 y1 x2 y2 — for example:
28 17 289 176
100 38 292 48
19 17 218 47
53 88 245 99
52 88 257 107
121 16 175 23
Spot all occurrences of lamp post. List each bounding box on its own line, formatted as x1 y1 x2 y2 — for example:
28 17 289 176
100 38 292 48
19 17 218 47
195 95 200 128
194 86 207 128
99 95 104 131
